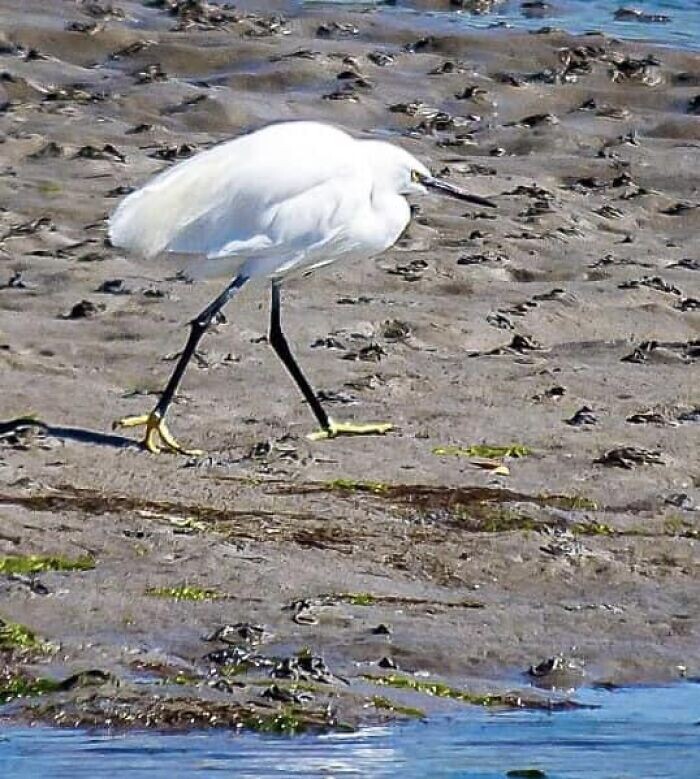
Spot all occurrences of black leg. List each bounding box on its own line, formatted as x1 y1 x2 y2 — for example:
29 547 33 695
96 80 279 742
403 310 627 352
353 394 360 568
152 275 248 420
268 279 330 431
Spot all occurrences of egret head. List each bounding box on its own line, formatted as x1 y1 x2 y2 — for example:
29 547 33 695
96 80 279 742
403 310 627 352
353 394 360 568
360 140 496 207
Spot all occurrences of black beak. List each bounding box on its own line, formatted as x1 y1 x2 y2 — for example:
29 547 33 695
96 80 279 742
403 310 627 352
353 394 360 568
424 176 496 208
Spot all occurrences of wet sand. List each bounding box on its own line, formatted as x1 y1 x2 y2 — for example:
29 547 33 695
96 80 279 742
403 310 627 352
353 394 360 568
0 0 698 731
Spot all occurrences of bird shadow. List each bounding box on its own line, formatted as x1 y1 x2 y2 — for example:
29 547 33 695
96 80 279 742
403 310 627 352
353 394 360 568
45 425 138 450
0 418 138 451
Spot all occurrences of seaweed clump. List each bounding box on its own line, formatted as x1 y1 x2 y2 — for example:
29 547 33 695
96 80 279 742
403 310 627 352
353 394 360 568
146 584 224 601
0 670 114 706
371 695 425 718
432 444 531 459
29 688 345 733
364 674 585 711
0 555 95 574
0 618 50 654
326 479 389 494
0 674 61 705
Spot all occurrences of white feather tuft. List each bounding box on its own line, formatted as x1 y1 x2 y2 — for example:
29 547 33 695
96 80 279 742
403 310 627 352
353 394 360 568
107 121 417 279
107 149 227 258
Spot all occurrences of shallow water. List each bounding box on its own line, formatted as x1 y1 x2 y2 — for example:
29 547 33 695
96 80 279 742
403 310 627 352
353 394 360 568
2 685 699 778
314 0 700 51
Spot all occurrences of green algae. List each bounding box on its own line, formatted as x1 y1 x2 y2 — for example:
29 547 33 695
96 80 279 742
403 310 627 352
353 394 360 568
447 505 614 535
662 516 698 538
540 494 598 511
166 516 208 534
248 710 351 735
363 675 584 711
29 689 345 733
0 554 95 575
432 444 531 459
664 516 687 535
242 707 307 734
36 181 62 196
325 479 389 494
218 663 251 677
371 695 425 718
462 507 539 533
287 681 319 694
363 674 509 706
290 482 605 535
0 618 47 652
2 669 115 706
241 703 349 735
571 520 616 536
341 592 376 606
0 486 282 532
146 585 223 602
323 592 484 609
170 673 201 686
0 675 61 705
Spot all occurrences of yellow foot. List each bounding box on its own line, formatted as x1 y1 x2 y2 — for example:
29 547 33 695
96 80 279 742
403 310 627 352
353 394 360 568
113 413 203 456
307 419 393 442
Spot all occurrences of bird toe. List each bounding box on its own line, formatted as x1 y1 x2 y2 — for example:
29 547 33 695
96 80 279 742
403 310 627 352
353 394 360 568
307 420 393 441
113 412 203 456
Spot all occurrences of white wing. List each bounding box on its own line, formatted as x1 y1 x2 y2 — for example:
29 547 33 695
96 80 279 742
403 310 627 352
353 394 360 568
108 122 364 277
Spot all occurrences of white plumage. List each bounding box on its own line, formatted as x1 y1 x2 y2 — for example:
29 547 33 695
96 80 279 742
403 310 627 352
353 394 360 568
108 120 495 453
109 121 430 280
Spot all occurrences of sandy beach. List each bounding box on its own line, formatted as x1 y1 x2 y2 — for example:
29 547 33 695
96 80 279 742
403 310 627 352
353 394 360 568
0 0 698 731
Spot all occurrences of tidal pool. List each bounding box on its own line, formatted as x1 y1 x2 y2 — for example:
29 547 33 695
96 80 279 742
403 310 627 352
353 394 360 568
2 684 698 778
316 0 700 52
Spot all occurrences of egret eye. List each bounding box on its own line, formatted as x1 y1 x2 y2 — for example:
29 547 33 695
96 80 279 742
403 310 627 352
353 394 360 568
410 169 423 183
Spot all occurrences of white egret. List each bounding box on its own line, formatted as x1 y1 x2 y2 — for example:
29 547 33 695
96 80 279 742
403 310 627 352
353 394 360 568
109 121 495 454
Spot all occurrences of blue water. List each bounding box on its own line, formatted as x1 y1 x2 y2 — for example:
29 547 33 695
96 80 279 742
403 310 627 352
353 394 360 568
3 2 697 776
314 0 700 51
450 0 700 50
2 685 699 777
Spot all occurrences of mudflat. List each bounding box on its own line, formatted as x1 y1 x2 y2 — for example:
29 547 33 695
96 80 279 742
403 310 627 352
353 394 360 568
0 0 698 732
